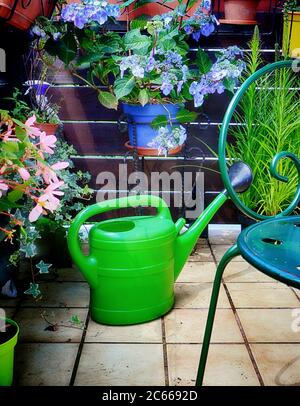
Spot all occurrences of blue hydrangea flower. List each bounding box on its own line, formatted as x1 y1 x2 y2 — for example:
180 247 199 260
201 22 215 37
192 30 201 42
60 1 120 29
184 25 193 35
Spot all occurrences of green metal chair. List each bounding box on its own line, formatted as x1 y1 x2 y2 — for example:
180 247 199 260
196 59 300 386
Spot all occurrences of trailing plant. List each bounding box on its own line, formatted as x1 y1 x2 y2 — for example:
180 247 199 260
0 111 92 298
226 27 300 216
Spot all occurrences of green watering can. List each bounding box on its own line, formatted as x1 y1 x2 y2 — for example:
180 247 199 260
68 162 252 325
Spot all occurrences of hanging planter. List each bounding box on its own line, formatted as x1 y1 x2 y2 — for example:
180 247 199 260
0 318 19 386
0 0 57 31
221 0 260 24
122 103 186 156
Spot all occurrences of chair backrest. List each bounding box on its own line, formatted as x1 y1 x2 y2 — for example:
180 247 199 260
219 60 300 221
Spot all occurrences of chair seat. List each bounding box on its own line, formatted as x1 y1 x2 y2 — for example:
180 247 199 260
237 216 300 289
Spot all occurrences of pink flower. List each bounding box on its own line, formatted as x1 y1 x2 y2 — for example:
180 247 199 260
29 181 65 222
0 179 8 198
36 161 69 184
18 167 30 181
24 115 43 138
1 129 19 143
39 131 57 154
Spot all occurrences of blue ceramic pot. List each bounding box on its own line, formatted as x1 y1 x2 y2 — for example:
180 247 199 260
122 103 180 148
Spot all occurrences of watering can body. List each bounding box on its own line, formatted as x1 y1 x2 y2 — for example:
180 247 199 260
67 194 229 325
88 214 176 324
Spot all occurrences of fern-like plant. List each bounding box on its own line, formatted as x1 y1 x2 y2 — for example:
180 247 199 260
226 27 300 216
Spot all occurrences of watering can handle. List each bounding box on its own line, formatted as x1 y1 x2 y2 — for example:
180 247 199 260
67 195 172 286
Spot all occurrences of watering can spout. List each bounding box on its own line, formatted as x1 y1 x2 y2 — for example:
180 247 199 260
174 192 228 280
174 161 253 280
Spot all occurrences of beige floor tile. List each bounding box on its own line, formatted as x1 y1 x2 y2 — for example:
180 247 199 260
55 267 86 282
226 283 300 308
196 238 209 246
15 343 78 386
167 344 259 386
211 245 244 262
74 343 165 386
14 308 88 343
21 282 90 308
292 288 300 301
238 309 300 343
174 283 230 309
251 344 300 386
188 247 214 262
165 308 243 343
177 262 216 283
85 318 162 343
224 262 275 283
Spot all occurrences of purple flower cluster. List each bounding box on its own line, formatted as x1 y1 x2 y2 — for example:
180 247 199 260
148 125 187 156
189 48 245 107
183 0 218 42
61 0 120 29
120 50 189 97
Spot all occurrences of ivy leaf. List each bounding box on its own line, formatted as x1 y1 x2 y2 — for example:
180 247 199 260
98 91 118 110
24 283 41 298
195 49 213 74
70 314 84 328
124 29 151 55
20 243 37 258
176 108 198 124
151 115 168 129
114 76 136 100
36 260 52 274
138 89 149 106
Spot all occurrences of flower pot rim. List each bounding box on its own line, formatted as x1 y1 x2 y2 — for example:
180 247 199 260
125 141 184 156
0 318 19 352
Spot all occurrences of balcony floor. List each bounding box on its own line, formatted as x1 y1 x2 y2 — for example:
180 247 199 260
2 238 300 386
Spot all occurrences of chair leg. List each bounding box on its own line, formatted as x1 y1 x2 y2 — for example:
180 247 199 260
195 244 240 386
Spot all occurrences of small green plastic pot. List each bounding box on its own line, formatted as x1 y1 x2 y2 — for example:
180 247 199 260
0 318 19 386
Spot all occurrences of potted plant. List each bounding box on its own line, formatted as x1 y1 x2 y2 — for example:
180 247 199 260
0 0 58 31
0 317 18 386
283 0 300 57
5 87 61 136
222 0 260 24
33 0 244 156
0 110 76 298
226 27 300 218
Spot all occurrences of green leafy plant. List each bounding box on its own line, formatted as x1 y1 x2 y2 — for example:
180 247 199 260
31 1 244 152
226 27 300 216
6 88 61 125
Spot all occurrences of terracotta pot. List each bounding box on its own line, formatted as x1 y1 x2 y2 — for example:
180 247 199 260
34 122 59 136
223 0 259 23
0 0 57 31
125 140 183 157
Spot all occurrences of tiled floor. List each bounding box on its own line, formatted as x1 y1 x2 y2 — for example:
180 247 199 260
2 238 300 386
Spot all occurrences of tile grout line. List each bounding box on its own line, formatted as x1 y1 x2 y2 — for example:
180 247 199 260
208 241 265 386
161 317 170 386
69 309 91 386
290 287 300 303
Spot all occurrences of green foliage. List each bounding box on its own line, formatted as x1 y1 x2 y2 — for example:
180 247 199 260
226 27 300 216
